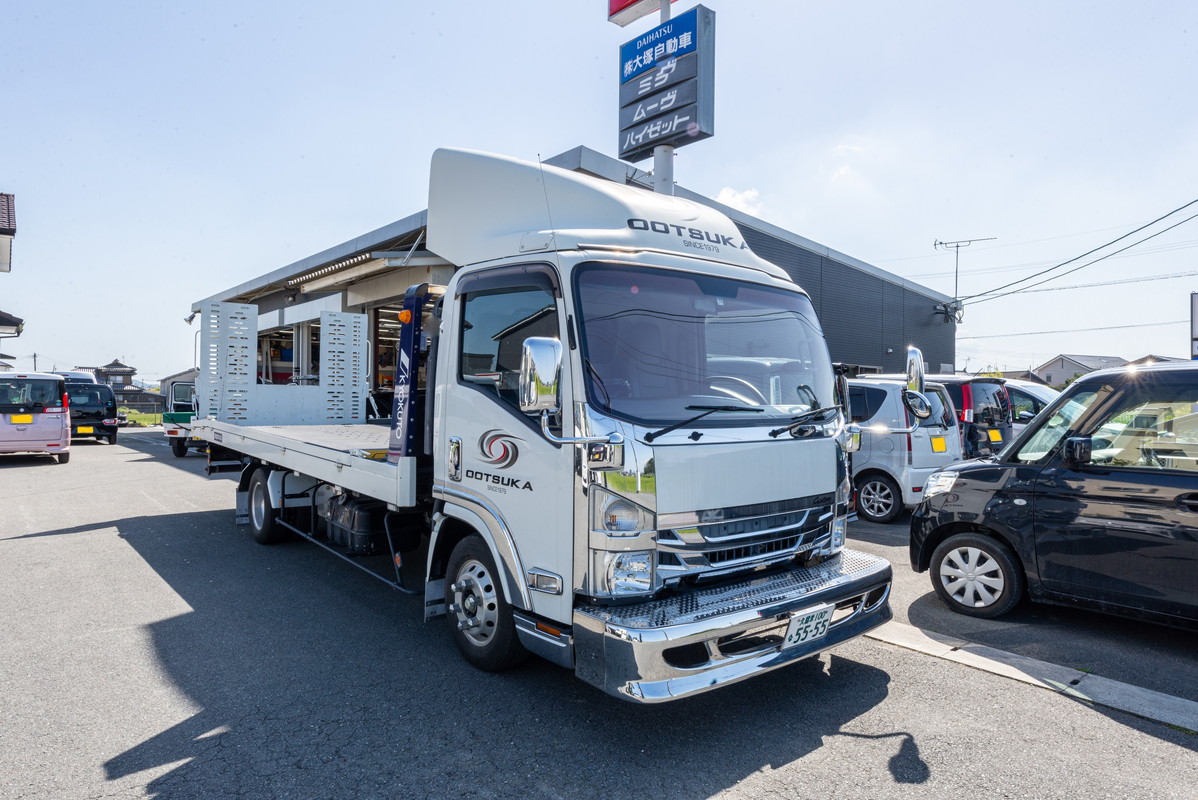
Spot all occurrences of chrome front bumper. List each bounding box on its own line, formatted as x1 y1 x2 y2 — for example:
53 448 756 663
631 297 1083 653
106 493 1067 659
573 549 892 703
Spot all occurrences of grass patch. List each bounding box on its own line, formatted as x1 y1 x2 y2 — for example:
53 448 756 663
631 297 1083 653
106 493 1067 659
120 408 162 427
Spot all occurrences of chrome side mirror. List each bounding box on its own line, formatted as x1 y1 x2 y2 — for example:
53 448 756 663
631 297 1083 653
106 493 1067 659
905 346 926 394
901 345 932 421
902 390 933 420
519 337 562 414
842 422 862 453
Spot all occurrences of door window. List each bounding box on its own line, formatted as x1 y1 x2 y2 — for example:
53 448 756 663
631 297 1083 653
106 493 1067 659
848 386 887 423
459 285 558 411
1014 390 1100 463
1087 379 1198 472
1008 387 1047 419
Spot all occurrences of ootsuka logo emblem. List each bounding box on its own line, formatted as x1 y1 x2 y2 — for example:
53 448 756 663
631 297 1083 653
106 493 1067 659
478 430 520 468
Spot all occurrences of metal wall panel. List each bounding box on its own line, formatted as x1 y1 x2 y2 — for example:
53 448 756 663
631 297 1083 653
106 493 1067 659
738 224 955 371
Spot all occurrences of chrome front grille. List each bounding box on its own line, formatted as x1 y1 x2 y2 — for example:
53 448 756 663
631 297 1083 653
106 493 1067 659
657 493 835 581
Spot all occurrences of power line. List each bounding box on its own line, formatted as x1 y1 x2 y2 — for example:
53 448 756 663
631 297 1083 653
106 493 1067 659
905 238 1198 280
960 320 1186 340
966 211 1198 306
1007 269 1198 294
958 196 1198 303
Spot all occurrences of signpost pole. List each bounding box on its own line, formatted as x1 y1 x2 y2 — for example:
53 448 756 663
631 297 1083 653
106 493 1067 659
653 1 674 195
1191 292 1197 360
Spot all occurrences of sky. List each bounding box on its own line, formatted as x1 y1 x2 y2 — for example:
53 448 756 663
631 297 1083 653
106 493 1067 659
2 1 1196 382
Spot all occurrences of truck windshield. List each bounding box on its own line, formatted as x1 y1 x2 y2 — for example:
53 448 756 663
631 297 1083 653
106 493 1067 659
574 262 834 425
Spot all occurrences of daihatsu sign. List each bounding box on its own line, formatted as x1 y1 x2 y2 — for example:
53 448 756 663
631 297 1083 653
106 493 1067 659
617 5 715 163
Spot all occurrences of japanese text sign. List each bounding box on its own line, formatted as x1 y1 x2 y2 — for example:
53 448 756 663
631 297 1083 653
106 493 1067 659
617 5 714 163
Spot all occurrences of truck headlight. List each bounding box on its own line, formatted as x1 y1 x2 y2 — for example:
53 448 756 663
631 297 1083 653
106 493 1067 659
591 488 654 537
923 471 958 499
602 551 654 595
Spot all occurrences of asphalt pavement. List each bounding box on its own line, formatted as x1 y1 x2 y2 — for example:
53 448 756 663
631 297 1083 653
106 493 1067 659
1 429 1195 800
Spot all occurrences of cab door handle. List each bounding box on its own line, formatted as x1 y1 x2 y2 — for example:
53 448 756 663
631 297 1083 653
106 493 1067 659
1176 494 1198 511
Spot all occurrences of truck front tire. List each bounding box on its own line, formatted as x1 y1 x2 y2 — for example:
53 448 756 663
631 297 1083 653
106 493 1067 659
446 536 527 672
248 469 287 545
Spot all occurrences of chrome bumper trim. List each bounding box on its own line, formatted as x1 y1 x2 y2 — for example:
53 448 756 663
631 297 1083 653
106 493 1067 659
573 549 892 703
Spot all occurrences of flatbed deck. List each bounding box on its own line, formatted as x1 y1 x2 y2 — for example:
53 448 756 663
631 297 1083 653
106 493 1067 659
193 419 416 507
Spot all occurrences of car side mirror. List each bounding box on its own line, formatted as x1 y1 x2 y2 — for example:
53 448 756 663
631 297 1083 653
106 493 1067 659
519 336 562 415
1019 410 1036 422
1063 436 1092 466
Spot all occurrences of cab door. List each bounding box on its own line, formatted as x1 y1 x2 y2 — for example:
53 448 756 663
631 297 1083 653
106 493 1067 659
436 264 575 623
1032 373 1198 620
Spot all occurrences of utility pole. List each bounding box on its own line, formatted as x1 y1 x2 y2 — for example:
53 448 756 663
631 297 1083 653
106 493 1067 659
933 237 995 322
32 352 37 371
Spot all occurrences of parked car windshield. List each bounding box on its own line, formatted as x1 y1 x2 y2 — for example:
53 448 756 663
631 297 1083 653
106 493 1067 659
574 262 834 425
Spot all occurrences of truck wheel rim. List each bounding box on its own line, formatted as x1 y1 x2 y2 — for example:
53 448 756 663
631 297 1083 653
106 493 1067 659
939 546 1004 608
452 558 498 647
859 480 894 518
251 482 268 529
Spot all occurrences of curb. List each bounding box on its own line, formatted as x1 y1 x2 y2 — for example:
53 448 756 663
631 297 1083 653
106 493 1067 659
867 621 1198 733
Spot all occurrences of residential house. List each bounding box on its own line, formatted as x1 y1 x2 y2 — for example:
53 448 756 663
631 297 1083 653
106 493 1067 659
1035 354 1128 387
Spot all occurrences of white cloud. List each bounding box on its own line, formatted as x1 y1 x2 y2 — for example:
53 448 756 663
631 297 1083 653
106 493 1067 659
715 187 763 216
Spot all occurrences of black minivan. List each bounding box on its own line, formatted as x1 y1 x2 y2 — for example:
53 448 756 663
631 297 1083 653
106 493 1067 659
67 383 120 444
910 362 1198 630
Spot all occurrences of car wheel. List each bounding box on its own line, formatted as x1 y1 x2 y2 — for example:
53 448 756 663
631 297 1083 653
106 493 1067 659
171 438 189 457
248 468 287 545
445 535 527 672
929 532 1024 618
856 474 902 524
108 434 117 445
57 452 70 464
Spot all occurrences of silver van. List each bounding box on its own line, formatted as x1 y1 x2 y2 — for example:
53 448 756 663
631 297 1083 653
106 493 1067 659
848 377 962 523
0 372 71 463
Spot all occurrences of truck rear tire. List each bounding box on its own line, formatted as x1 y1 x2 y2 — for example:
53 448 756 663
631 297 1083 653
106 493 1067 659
57 452 70 464
248 468 287 545
171 438 189 457
446 536 528 672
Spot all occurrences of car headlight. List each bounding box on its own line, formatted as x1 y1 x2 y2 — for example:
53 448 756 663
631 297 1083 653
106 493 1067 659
601 550 655 596
591 488 654 537
923 471 958 499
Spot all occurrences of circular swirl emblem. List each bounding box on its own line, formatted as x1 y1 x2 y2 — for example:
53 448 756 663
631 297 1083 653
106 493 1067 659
478 430 521 469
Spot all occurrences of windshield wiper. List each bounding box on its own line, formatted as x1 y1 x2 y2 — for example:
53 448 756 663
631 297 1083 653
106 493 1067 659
644 404 763 443
768 406 841 438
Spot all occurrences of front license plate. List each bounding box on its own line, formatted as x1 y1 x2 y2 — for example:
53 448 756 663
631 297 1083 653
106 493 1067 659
931 436 946 453
78 426 94 433
10 414 33 424
783 604 835 649
988 429 1002 442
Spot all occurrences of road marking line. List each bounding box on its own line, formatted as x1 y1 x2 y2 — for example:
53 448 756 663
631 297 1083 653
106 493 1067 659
867 620 1198 733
